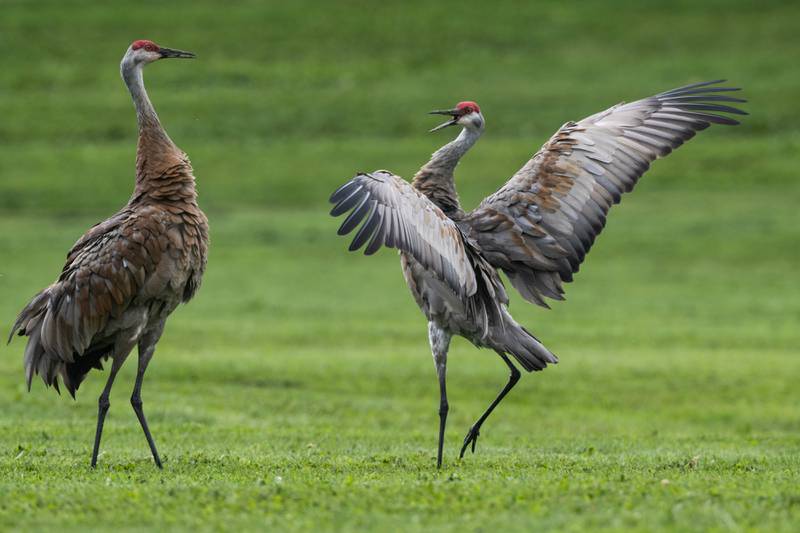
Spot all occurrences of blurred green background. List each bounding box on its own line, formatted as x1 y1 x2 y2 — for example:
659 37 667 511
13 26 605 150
0 0 798 531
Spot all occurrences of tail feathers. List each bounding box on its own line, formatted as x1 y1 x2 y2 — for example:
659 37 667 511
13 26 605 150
8 289 50 345
22 325 86 398
494 322 558 372
12 289 64 393
9 286 96 398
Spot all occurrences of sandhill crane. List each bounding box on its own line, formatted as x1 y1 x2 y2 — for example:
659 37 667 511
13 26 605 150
330 81 746 468
8 40 209 468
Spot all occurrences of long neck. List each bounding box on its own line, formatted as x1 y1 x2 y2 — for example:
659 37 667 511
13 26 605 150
411 127 481 217
123 62 176 151
122 61 194 202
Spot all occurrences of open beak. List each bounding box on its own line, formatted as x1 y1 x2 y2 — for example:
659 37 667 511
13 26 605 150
159 47 196 59
428 108 460 132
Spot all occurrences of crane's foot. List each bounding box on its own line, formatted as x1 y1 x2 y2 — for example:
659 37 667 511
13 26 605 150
459 425 480 458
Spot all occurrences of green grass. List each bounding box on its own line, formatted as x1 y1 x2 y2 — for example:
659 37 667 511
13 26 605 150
1 0 799 531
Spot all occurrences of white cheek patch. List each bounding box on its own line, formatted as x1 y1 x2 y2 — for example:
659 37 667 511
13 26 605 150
458 113 482 128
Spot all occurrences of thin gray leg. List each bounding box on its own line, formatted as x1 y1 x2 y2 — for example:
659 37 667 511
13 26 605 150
428 322 451 469
90 352 130 468
131 323 164 468
459 351 520 458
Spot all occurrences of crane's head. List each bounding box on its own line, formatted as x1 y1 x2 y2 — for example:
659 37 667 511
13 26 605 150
428 101 484 133
122 39 195 68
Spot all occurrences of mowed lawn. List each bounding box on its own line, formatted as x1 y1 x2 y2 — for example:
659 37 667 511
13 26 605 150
1 0 799 531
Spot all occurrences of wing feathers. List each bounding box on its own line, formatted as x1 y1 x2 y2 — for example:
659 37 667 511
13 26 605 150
466 80 745 307
330 170 477 297
329 184 365 217
336 192 371 235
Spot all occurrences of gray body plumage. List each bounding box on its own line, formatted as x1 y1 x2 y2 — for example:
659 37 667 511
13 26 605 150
331 81 745 467
400 241 554 372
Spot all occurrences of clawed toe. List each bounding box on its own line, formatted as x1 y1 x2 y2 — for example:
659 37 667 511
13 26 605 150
459 426 480 458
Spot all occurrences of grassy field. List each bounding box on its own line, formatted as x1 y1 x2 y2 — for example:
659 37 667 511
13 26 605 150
1 0 799 531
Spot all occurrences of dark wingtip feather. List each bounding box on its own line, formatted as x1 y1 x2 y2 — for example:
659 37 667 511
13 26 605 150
364 219 385 256
329 180 359 204
689 112 742 126
668 87 743 99
665 94 747 104
666 102 748 116
659 81 747 123
349 204 379 251
337 193 371 235
660 79 727 96
330 185 366 217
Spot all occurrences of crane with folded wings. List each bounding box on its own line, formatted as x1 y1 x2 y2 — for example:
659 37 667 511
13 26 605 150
8 40 208 468
330 80 746 468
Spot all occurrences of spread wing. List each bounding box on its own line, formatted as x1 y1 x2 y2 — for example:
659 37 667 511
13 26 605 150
464 80 746 308
329 170 477 298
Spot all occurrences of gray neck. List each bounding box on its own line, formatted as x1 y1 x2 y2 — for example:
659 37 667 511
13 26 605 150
121 60 172 145
426 126 482 176
411 126 482 216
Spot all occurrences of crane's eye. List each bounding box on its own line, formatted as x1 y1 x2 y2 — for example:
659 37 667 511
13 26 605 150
145 44 157 52
463 107 473 114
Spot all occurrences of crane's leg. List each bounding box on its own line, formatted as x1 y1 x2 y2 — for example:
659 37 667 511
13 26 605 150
131 323 165 468
428 322 451 469
91 345 133 468
459 351 520 459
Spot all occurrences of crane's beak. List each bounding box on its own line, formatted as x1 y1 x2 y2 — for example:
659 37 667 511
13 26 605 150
428 108 460 132
159 47 196 59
